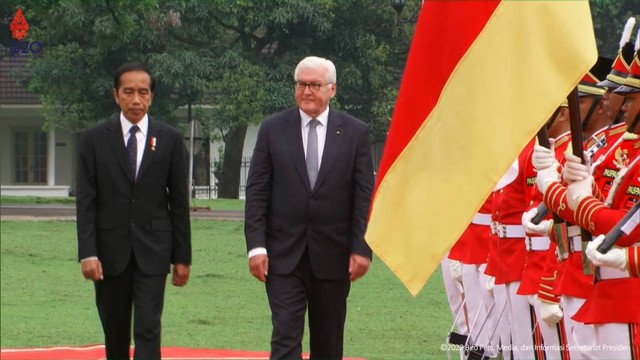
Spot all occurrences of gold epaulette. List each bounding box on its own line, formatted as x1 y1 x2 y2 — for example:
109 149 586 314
609 125 628 137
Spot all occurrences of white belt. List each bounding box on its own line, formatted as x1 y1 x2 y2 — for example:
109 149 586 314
599 267 630 280
472 213 492 226
568 236 582 253
526 236 551 251
491 222 526 238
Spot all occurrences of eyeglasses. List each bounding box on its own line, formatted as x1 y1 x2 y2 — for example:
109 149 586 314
294 81 332 92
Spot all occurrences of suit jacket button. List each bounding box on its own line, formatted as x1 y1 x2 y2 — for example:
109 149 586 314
131 198 135 203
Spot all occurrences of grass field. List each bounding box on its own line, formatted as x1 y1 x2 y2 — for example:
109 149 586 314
0 219 453 359
0 196 245 212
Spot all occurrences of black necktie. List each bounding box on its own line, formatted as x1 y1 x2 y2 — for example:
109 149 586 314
127 125 139 179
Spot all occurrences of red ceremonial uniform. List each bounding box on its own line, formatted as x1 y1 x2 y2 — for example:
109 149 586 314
489 140 534 285
543 131 640 300
457 196 492 265
519 132 571 296
448 236 466 262
571 156 640 324
573 139 640 239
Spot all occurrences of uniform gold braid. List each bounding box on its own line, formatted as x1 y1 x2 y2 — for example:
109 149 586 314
540 283 554 291
545 183 564 213
576 197 605 231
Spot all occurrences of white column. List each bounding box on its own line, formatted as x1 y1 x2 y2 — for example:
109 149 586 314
47 127 55 186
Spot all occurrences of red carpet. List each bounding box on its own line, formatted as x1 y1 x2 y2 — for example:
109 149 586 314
0 345 366 360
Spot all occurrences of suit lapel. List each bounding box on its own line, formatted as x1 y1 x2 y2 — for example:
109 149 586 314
106 115 135 183
314 110 343 192
137 118 158 182
284 111 312 192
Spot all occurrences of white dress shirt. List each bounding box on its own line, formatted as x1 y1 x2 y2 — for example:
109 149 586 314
120 112 148 178
300 107 329 169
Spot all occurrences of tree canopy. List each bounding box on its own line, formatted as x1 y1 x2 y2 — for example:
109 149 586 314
1 0 636 197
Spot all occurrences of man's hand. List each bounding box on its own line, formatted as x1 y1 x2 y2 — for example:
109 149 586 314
172 263 190 287
521 207 552 235
585 235 628 270
349 254 371 282
249 254 269 282
567 176 593 210
563 153 591 184
485 275 495 296
449 260 464 293
540 301 563 326
536 166 560 194
81 258 103 281
532 142 557 170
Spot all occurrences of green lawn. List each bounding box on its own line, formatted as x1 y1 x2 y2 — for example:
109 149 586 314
0 220 452 359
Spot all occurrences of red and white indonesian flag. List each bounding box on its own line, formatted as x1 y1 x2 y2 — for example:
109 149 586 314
366 0 597 296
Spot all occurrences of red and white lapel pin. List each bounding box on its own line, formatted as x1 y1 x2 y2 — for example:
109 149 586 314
150 137 157 151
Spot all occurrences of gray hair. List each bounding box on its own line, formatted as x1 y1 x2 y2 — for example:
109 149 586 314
294 56 337 83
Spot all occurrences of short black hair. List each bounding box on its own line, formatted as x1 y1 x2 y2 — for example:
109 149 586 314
113 62 156 92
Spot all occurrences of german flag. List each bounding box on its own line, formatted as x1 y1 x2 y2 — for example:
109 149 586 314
366 0 597 296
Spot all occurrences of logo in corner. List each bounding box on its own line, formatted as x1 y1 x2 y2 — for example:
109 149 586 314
10 9 29 41
7 8 42 62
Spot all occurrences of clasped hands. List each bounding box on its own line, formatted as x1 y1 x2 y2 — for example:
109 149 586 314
532 141 593 209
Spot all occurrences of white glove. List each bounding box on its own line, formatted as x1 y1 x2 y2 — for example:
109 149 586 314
485 275 495 295
532 141 557 170
449 260 464 293
521 207 552 235
585 235 628 270
540 301 563 326
567 175 593 210
563 153 591 184
527 294 538 306
536 166 560 194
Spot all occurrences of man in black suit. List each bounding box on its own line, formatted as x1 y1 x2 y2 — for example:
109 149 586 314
245 56 374 359
76 62 191 360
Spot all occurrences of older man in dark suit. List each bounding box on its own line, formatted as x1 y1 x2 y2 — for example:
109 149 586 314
76 62 191 360
245 56 374 359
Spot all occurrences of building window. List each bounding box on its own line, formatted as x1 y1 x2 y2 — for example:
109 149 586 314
13 128 47 184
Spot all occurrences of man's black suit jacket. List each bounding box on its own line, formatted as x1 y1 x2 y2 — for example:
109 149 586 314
245 108 374 280
76 115 191 276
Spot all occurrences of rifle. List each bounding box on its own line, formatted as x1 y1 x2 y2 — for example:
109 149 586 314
567 87 595 275
596 201 640 254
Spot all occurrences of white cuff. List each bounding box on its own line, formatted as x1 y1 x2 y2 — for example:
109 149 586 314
80 256 99 262
248 247 267 259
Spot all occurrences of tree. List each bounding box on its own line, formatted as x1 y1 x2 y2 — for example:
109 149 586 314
2 0 417 199
185 0 417 197
589 0 639 59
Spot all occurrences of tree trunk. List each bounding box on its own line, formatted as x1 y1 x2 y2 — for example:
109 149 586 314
194 140 210 197
217 125 247 199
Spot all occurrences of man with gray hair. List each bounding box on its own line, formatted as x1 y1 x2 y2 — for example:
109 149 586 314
245 56 374 359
